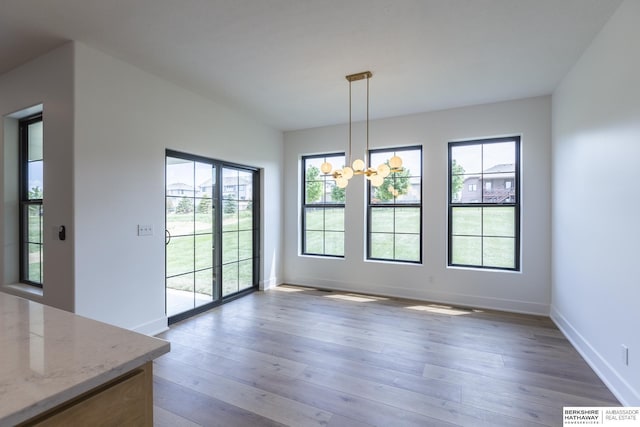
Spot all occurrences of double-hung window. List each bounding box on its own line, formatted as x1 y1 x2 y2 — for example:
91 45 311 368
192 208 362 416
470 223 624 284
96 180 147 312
19 114 44 286
367 146 422 263
448 136 520 270
302 153 345 257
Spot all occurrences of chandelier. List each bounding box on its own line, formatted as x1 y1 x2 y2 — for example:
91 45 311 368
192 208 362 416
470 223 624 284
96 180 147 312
320 71 402 188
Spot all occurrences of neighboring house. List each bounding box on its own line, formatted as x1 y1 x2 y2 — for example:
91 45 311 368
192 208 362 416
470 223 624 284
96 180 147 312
459 163 515 203
199 176 252 210
406 180 421 202
222 176 251 202
166 182 195 197
198 178 214 195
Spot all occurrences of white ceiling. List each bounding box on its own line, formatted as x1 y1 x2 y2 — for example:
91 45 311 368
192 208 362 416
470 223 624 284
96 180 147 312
0 0 622 131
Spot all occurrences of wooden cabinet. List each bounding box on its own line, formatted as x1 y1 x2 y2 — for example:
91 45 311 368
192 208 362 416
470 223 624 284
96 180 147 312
20 362 153 427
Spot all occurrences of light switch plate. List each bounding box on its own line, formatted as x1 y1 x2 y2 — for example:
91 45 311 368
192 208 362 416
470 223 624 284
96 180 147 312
137 224 153 236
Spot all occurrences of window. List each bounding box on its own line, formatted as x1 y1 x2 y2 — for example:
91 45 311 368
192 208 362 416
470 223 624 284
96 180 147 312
19 114 44 286
468 183 477 192
368 146 422 263
449 136 520 270
302 154 345 257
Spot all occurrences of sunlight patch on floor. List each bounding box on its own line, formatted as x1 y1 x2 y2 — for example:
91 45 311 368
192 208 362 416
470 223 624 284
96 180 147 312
273 286 308 292
325 293 389 303
405 304 479 316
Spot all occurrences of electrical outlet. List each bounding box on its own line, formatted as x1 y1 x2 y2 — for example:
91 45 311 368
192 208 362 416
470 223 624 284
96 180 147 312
622 344 629 366
137 224 153 236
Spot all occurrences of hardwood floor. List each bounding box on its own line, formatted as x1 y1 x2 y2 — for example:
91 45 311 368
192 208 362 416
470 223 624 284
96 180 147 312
153 285 618 427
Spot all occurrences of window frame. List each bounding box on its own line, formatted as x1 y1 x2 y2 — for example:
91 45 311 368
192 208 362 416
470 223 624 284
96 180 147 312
366 145 423 264
19 113 44 287
448 136 521 271
301 153 346 258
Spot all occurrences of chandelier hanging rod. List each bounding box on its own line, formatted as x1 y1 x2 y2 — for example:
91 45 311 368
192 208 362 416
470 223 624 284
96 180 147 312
345 71 372 170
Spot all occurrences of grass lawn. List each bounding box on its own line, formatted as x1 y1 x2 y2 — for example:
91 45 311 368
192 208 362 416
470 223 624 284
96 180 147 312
451 206 515 268
304 208 344 256
27 210 43 283
166 209 254 297
369 208 421 261
303 206 422 261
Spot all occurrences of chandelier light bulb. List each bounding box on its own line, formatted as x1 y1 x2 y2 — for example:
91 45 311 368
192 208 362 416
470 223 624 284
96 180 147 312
389 155 403 169
352 159 365 172
335 177 348 188
320 162 333 174
370 174 384 187
377 163 391 178
342 166 354 180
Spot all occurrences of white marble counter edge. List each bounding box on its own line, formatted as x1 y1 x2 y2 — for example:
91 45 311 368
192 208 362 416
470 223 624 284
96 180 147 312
3 342 170 426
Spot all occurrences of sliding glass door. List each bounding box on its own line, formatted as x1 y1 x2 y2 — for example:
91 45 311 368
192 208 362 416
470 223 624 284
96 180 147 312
222 168 256 296
165 151 259 322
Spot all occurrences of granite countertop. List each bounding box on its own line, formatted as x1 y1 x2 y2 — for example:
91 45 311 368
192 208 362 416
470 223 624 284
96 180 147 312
0 291 170 426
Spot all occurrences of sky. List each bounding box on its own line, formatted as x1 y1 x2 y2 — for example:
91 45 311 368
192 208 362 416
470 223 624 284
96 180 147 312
451 141 516 174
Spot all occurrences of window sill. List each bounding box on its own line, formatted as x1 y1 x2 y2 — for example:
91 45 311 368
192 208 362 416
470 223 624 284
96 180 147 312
299 254 345 260
365 258 423 266
446 265 521 274
1 283 44 301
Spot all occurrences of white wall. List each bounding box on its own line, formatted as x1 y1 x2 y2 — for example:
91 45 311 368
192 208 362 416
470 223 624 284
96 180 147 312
1 42 283 334
73 43 283 334
0 44 75 312
284 96 551 315
552 0 640 406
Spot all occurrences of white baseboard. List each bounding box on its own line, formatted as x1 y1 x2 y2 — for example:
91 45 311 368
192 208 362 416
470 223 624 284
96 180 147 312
133 316 169 336
284 277 549 316
551 305 639 406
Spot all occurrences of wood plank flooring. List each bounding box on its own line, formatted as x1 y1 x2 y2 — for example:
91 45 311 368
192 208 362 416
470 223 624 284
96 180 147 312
153 285 618 427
